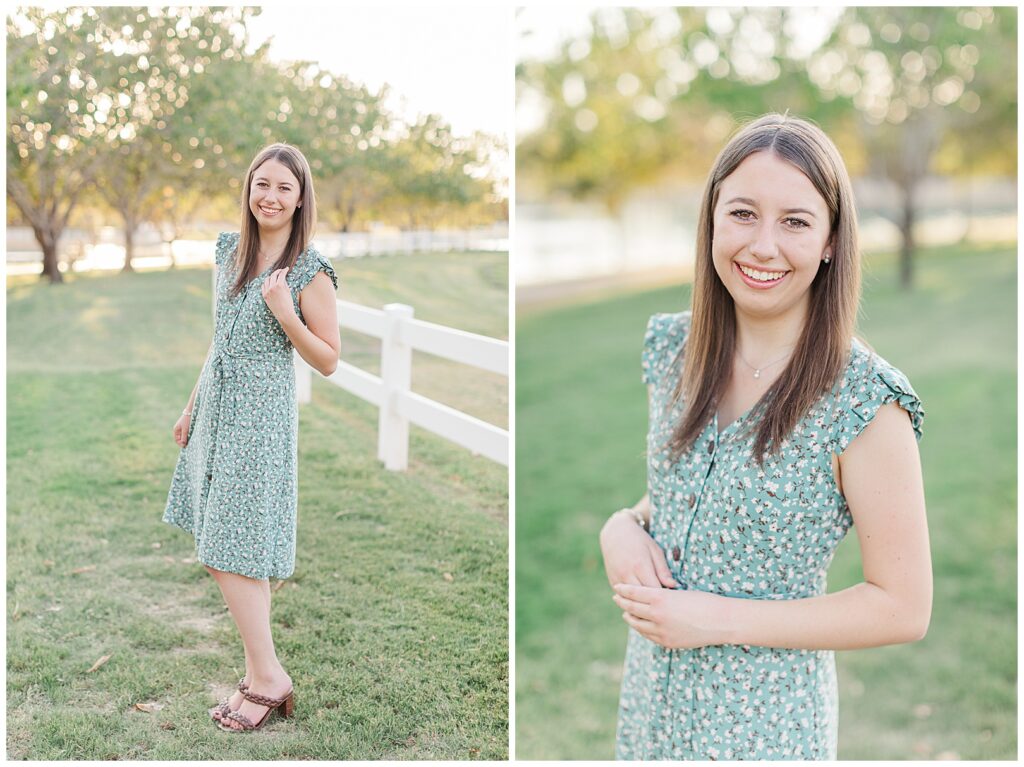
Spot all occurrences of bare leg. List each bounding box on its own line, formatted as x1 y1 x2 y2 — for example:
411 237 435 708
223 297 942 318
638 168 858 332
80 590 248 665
205 565 257 715
206 566 291 729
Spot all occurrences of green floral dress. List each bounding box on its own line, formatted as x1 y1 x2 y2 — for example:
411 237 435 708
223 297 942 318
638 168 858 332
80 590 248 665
163 232 338 580
615 311 924 760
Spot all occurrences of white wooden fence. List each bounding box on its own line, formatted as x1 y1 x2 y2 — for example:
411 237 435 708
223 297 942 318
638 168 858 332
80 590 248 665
211 268 508 470
295 301 509 470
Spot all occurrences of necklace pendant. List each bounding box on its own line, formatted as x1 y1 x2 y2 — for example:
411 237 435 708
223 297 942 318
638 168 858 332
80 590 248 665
753 369 761 379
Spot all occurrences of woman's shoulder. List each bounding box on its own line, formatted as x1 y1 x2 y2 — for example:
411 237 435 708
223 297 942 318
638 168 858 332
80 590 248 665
641 310 691 386
216 231 240 251
847 338 917 395
645 310 691 341
291 240 338 291
215 232 240 268
833 337 924 445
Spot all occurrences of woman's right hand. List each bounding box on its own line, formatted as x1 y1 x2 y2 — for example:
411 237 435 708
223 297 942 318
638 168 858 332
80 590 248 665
173 412 191 448
599 511 679 589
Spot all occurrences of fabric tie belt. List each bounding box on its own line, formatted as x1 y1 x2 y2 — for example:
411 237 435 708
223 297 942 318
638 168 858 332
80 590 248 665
210 347 292 379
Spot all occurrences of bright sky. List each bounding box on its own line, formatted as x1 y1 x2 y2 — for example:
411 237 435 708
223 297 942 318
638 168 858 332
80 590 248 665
245 5 512 139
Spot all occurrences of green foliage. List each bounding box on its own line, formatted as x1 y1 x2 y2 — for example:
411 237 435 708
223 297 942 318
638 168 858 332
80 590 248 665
516 7 1016 204
514 242 1016 759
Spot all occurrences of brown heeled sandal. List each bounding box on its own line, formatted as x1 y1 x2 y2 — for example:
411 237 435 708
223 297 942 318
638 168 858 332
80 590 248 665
217 685 294 732
209 677 249 721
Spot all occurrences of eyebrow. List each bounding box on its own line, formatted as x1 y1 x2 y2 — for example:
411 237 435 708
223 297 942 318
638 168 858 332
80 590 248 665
254 177 292 186
724 197 818 218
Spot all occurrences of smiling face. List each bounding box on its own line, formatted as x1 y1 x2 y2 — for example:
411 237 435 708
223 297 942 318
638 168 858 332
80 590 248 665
711 150 832 325
248 158 302 235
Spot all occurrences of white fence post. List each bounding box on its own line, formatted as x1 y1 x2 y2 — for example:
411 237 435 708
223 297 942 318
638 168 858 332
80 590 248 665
294 350 312 404
378 303 414 470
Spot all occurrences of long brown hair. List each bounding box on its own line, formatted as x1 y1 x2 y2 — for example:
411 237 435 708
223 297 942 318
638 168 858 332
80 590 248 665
230 143 317 298
670 113 861 464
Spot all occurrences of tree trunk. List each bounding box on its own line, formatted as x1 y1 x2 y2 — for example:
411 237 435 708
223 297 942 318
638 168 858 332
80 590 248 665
122 219 136 273
34 224 64 284
898 181 915 291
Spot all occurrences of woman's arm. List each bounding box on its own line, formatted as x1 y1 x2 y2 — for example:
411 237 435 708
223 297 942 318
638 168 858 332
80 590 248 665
600 494 678 590
264 269 340 376
615 402 932 650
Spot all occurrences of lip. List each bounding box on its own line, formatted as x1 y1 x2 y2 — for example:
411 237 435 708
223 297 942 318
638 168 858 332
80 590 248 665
259 206 283 216
734 261 790 290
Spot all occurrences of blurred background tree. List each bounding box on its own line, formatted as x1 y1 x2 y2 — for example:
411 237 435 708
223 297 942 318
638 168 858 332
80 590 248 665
7 6 507 283
516 6 1016 289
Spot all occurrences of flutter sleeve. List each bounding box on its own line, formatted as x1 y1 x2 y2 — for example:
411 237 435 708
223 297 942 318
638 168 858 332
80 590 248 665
641 311 691 387
214 231 239 269
292 247 339 294
832 352 925 454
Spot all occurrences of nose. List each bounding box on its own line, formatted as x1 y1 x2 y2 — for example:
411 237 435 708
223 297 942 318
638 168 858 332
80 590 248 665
749 221 779 262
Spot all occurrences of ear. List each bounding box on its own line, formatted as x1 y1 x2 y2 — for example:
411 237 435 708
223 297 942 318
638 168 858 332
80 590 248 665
822 238 834 263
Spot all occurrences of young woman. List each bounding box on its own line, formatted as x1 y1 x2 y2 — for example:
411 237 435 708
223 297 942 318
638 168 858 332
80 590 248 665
163 143 341 733
599 114 931 760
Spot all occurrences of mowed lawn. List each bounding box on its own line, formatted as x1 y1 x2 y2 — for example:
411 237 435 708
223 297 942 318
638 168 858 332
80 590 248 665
515 242 1015 760
7 250 508 760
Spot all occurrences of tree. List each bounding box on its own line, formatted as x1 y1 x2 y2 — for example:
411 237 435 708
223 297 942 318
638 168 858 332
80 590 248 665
517 6 1016 289
85 6 261 270
7 8 108 282
810 6 1017 288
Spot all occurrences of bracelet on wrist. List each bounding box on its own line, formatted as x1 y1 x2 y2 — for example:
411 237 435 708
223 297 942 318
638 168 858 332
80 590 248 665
618 506 649 532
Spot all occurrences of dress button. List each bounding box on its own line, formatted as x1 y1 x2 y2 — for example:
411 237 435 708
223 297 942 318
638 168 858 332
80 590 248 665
707 440 715 454
207 473 213 482
672 546 681 562
688 494 696 508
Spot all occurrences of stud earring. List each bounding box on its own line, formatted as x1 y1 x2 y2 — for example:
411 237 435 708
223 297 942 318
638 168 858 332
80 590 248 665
823 252 831 264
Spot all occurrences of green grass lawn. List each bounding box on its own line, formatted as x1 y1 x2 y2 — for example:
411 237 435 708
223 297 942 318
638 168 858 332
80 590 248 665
515 242 1016 760
7 250 508 760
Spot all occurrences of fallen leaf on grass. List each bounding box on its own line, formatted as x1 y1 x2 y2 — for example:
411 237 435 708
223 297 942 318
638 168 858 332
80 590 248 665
272 580 287 593
151 542 161 549
180 557 195 564
71 565 96 574
45 605 63 612
159 721 176 730
442 572 454 582
163 556 176 564
12 602 20 621
913 703 932 719
42 559 55 567
134 702 163 713
936 752 960 761
86 654 112 673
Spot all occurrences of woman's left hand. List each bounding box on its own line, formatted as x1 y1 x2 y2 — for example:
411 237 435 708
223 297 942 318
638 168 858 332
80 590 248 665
612 583 730 650
262 268 296 322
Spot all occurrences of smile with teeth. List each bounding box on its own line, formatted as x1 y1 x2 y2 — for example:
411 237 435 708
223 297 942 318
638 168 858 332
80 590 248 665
260 205 282 215
737 263 789 283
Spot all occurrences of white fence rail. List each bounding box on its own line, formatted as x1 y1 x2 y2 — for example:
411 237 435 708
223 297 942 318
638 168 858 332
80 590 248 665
298 301 509 470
